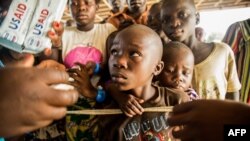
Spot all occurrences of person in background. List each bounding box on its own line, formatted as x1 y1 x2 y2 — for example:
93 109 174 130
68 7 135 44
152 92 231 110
100 0 125 23
147 2 170 45
222 18 250 104
195 26 206 42
107 0 149 28
44 0 117 140
167 99 250 141
160 0 241 100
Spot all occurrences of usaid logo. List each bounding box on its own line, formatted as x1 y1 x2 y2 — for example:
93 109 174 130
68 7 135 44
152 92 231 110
224 125 250 141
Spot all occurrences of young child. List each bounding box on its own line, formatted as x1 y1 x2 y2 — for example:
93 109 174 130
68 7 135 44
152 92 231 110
98 24 189 141
157 41 198 100
42 0 116 140
160 0 241 100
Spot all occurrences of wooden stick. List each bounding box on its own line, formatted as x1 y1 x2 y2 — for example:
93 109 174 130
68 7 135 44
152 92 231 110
66 106 173 115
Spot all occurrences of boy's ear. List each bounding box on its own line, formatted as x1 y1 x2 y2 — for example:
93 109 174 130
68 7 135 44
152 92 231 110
153 61 164 76
195 12 200 25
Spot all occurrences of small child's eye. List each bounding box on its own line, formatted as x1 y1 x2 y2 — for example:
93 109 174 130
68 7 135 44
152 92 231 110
165 67 174 73
130 52 140 57
183 70 191 76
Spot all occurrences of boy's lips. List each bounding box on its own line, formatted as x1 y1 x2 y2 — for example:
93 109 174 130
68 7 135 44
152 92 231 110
170 29 183 37
77 14 88 19
111 73 127 83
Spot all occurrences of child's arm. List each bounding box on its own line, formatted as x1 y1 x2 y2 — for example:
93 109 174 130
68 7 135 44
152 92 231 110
106 83 144 117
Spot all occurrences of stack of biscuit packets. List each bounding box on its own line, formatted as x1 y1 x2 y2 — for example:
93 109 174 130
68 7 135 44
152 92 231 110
0 0 67 54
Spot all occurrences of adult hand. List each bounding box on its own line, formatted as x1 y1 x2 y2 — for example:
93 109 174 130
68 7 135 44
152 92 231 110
0 67 78 138
168 100 250 141
36 59 66 71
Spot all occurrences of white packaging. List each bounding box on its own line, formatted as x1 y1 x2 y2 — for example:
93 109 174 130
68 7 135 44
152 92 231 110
0 0 37 46
23 0 67 54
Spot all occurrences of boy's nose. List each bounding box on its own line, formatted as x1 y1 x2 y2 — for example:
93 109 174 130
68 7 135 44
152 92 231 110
170 17 181 28
173 72 183 83
113 54 127 69
78 2 87 11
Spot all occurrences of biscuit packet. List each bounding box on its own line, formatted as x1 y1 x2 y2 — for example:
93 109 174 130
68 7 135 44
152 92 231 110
0 0 37 52
23 0 67 54
0 0 67 54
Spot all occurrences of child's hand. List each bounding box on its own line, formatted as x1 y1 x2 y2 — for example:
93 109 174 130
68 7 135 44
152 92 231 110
45 21 64 56
68 63 97 99
85 61 97 76
118 94 144 117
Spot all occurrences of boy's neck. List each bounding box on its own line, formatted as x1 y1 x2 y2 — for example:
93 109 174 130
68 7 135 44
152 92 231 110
76 22 95 31
129 83 156 102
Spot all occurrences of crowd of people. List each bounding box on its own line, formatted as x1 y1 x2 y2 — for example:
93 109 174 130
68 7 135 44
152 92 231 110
0 0 249 140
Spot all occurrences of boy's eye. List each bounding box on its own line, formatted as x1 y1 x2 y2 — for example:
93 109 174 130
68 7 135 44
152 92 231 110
161 16 170 23
178 11 188 19
71 1 78 6
183 70 191 76
110 49 118 56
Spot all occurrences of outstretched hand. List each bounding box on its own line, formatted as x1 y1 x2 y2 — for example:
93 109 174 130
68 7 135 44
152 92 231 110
168 100 250 141
0 56 79 138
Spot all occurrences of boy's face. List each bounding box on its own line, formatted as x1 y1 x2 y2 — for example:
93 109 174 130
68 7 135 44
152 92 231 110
70 0 97 26
108 0 124 13
147 4 161 32
108 29 161 91
158 47 194 91
127 0 146 13
161 0 198 42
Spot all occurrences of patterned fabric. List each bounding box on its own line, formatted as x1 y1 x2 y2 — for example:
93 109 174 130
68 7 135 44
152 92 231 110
66 97 98 141
222 19 250 103
186 88 199 101
107 7 149 29
24 119 67 141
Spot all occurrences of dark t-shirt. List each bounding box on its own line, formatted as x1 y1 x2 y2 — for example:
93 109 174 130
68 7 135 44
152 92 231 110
98 85 188 141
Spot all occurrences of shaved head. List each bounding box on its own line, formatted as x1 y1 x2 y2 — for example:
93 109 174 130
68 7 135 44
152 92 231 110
163 41 194 65
116 24 163 61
